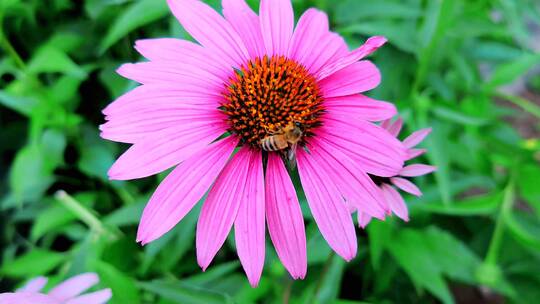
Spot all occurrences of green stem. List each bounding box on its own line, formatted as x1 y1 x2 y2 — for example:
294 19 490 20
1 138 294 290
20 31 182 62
55 190 119 239
495 92 540 119
484 179 515 265
0 23 26 70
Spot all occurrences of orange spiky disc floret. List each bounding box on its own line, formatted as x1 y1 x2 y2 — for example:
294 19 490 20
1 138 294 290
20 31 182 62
222 55 324 148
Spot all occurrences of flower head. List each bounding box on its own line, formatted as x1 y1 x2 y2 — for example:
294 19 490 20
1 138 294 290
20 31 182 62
358 118 437 228
0 273 112 304
101 0 416 286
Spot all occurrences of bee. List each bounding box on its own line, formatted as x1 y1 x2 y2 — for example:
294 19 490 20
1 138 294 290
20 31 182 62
260 121 303 167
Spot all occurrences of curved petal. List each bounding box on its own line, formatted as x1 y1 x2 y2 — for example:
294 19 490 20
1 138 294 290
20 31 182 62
196 147 254 270
107 122 225 180
234 149 265 287
318 120 406 177
117 62 225 89
357 212 372 229
297 149 357 261
101 108 223 144
403 128 432 149
381 184 409 221
381 117 403 137
265 153 306 279
390 177 422 197
167 0 249 67
317 36 387 80
307 138 388 218
406 148 427 160
0 292 59 304
17 277 48 293
302 32 348 75
400 164 437 177
222 0 265 59
324 95 397 122
137 136 238 244
320 61 381 98
103 84 221 117
48 273 98 300
260 0 294 56
288 9 348 74
65 289 112 304
134 38 231 77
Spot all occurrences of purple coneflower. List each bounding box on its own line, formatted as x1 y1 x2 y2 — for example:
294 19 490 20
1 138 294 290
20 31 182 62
0 273 111 304
101 0 415 286
358 118 436 228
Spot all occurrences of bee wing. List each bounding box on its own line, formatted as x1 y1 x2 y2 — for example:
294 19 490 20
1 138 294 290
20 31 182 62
287 143 298 170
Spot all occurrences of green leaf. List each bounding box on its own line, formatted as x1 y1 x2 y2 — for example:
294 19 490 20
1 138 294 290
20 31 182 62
99 0 169 53
31 203 77 241
1 249 65 277
414 191 502 216
9 145 54 204
484 53 540 90
0 91 38 116
139 280 232 304
386 226 481 304
27 46 86 78
94 261 141 304
334 0 421 23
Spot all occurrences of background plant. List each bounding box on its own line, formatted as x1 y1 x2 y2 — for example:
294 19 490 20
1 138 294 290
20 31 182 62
1 0 539 303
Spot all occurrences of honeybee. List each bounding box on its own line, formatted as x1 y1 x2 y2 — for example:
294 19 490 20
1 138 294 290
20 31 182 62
260 121 303 168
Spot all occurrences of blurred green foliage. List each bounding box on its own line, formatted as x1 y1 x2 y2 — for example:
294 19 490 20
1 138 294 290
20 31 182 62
1 0 540 303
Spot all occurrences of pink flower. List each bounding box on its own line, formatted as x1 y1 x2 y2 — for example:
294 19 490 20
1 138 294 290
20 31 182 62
0 273 112 304
101 0 410 286
358 118 437 228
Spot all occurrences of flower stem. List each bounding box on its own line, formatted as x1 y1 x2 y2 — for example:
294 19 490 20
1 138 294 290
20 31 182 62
0 21 26 70
55 190 120 240
495 92 540 119
484 179 515 265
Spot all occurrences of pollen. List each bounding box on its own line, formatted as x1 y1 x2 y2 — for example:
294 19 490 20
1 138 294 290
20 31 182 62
221 56 324 148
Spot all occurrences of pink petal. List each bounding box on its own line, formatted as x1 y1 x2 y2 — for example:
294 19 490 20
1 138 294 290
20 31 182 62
307 138 388 218
324 95 397 122
196 147 254 270
101 107 223 144
222 0 265 59
116 62 225 89
134 38 231 78
103 84 221 118
137 136 238 244
357 212 372 229
400 164 437 177
390 177 422 197
288 9 347 74
107 122 225 180
318 120 406 177
48 273 98 300
265 153 307 279
381 184 409 221
65 289 112 304
381 117 403 137
297 149 357 261
167 0 249 67
403 128 432 149
234 149 265 287
0 292 59 304
17 277 48 293
320 61 381 98
288 9 328 60
260 0 294 56
406 148 427 160
303 32 349 75
317 36 387 80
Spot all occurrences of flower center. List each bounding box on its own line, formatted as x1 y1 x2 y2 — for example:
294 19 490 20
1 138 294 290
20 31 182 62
222 55 324 149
